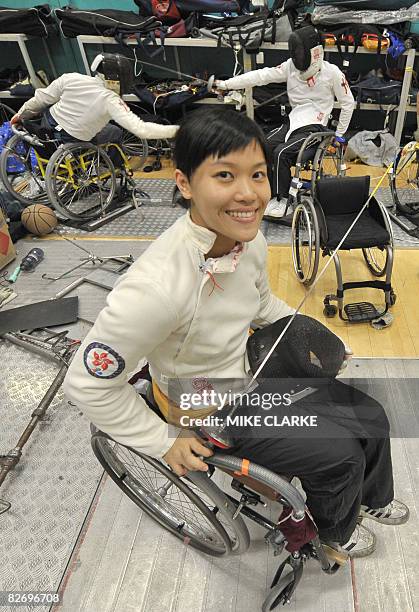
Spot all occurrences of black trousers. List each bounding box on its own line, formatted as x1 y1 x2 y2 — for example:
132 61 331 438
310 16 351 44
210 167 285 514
224 379 394 544
266 122 325 199
43 110 124 167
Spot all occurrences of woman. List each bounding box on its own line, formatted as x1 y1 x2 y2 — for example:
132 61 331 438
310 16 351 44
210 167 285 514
64 108 408 559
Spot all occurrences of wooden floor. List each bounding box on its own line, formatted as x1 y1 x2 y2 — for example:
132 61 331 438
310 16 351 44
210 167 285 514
267 246 419 359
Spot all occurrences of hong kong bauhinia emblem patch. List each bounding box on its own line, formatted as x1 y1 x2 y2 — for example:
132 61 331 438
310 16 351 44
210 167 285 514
83 342 125 379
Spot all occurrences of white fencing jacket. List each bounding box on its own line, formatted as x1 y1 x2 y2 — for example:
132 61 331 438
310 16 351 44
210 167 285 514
63 213 295 458
222 59 355 140
18 73 178 141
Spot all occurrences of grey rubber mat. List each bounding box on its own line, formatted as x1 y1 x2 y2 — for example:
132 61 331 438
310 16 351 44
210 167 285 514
51 182 419 247
0 338 102 610
0 297 78 334
2 181 417 245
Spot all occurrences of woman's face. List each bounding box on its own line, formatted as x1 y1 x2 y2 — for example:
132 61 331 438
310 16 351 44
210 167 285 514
175 140 271 258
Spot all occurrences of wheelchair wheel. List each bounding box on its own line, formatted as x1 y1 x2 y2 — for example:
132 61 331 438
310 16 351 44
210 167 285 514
120 129 148 169
292 199 320 286
91 431 250 557
262 573 296 611
362 246 389 277
45 143 116 221
0 103 14 126
0 134 49 206
391 148 419 213
311 139 345 194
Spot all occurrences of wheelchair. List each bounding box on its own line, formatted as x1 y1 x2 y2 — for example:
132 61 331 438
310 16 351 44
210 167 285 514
291 175 396 323
90 422 344 612
388 141 419 239
0 120 149 222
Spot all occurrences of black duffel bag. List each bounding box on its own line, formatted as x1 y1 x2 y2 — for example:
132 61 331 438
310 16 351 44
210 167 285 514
351 76 402 108
134 78 210 111
0 4 54 37
54 7 159 38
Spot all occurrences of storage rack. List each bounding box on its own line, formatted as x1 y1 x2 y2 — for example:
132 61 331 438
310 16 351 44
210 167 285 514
76 34 417 145
0 33 57 99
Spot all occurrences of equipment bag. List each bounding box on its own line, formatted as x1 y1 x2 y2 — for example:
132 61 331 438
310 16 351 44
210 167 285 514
134 78 210 111
313 0 417 8
351 76 402 108
134 0 242 23
0 5 54 37
200 10 291 52
54 7 159 38
0 123 38 173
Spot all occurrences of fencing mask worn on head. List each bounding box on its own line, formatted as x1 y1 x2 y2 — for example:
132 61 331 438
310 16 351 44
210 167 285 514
90 53 134 96
288 26 324 82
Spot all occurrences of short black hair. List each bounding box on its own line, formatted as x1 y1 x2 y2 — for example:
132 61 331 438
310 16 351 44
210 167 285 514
173 108 270 209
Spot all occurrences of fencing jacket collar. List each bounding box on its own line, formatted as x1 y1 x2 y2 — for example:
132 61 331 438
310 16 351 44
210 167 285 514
184 210 218 254
184 210 246 270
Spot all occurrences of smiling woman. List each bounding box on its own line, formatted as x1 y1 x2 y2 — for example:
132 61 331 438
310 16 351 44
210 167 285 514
173 108 271 257
64 107 408 559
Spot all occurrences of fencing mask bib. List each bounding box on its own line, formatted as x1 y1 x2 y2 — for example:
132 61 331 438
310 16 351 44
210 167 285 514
288 26 324 83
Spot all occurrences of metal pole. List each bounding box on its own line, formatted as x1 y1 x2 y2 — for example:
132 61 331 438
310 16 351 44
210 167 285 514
243 49 254 120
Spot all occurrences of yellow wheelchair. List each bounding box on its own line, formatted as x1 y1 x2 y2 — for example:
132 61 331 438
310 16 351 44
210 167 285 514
0 120 149 222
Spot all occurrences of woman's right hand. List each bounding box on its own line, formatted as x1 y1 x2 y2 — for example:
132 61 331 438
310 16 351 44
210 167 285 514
163 431 213 477
10 114 21 126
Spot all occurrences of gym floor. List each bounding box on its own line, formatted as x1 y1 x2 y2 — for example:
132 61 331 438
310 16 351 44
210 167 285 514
1 158 418 612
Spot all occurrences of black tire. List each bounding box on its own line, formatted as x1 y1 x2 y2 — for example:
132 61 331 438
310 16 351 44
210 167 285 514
323 305 337 317
91 431 250 557
292 199 320 286
120 129 148 169
0 103 15 126
390 147 419 214
390 290 397 306
45 143 116 221
262 573 296 611
362 246 389 277
0 133 49 206
311 137 345 197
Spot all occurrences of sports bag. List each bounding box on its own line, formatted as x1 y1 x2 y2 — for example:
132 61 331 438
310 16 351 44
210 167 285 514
313 0 417 8
134 0 242 23
0 5 54 37
200 10 291 52
351 76 401 108
54 7 159 38
312 4 419 26
134 78 210 111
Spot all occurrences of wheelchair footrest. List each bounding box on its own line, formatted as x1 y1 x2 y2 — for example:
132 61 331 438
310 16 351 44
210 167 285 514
344 302 380 322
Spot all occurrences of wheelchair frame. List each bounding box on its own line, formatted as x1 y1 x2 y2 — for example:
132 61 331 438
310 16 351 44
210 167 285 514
91 427 344 611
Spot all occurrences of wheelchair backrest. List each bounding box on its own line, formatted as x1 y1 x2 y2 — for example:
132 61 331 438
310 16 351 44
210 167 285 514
315 176 370 216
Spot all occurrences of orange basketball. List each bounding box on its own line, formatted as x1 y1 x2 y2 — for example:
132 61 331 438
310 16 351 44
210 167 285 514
21 204 58 236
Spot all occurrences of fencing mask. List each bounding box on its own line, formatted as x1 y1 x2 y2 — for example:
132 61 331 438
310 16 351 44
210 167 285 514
288 26 324 82
90 53 134 96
